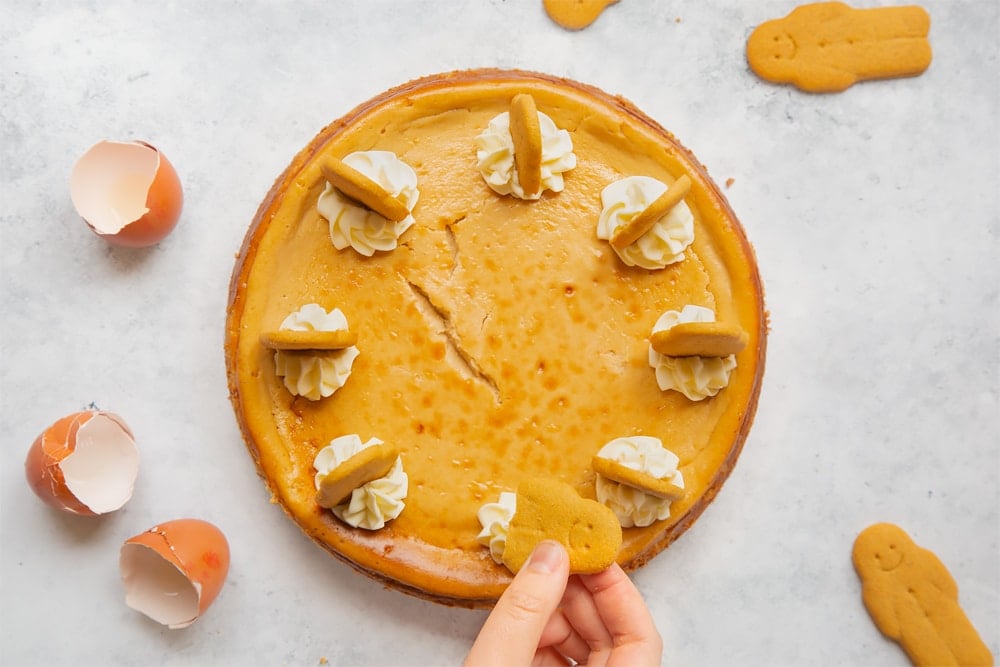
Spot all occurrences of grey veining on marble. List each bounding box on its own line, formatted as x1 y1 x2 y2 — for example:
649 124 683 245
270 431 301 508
1 1 997 666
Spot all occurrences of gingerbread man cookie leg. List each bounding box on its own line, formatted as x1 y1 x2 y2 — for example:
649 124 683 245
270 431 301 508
746 2 932 93
852 523 994 667
543 0 619 31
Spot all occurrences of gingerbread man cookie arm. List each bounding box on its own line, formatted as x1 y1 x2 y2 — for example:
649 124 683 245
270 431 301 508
796 64 858 95
920 548 958 599
858 576 902 639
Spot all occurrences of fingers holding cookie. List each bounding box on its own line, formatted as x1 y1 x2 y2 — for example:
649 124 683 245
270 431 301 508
576 564 663 663
465 541 570 667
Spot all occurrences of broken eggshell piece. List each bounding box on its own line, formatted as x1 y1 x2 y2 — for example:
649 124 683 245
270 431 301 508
120 519 230 629
70 140 183 247
24 410 139 515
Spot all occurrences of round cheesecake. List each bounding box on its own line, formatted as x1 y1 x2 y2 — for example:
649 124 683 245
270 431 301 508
225 69 766 607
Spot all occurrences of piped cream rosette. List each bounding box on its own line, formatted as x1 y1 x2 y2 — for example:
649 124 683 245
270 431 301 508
475 491 518 564
594 436 685 528
648 305 737 401
313 435 408 530
271 304 360 401
597 175 694 269
474 105 576 200
317 150 419 256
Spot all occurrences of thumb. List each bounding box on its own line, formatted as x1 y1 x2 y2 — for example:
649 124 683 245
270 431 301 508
465 541 570 666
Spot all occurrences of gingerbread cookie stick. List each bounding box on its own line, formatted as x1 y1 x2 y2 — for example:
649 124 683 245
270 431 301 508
747 2 932 93
852 523 993 667
260 329 358 351
509 94 543 198
320 157 410 221
315 441 400 509
592 456 684 501
610 175 691 251
649 320 748 358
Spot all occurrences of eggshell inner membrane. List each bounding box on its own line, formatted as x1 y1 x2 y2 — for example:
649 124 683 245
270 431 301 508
70 141 159 235
58 413 138 514
120 543 201 629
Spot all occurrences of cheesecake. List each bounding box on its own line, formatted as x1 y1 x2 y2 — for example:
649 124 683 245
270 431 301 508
225 69 766 607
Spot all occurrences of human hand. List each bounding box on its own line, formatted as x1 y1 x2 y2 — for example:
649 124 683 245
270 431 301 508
465 540 662 666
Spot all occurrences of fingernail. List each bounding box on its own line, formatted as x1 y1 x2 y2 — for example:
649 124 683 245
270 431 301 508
527 540 565 574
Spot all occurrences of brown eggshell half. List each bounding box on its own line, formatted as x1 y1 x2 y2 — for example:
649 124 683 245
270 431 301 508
24 410 139 515
120 519 231 629
69 140 183 247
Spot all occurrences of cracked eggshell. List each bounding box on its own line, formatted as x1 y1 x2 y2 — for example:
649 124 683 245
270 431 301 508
24 410 139 515
70 140 183 247
120 519 230 629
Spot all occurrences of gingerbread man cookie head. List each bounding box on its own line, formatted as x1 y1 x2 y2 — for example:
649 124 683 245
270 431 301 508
568 515 605 554
502 478 621 575
745 21 798 80
853 522 912 575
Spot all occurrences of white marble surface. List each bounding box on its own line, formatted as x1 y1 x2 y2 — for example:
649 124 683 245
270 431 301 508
2 1 997 665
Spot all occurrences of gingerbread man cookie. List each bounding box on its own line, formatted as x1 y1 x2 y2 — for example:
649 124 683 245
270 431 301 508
503 478 621 574
747 2 932 93
852 523 993 666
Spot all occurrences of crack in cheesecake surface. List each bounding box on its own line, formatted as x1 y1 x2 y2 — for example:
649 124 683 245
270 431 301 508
405 277 501 403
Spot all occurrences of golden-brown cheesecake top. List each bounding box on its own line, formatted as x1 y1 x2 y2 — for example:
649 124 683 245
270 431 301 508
227 70 765 606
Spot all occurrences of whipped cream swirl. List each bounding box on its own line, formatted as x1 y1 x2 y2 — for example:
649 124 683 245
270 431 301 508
273 303 360 401
595 436 685 528
597 176 694 269
313 434 407 530
648 305 737 401
475 111 576 200
317 150 419 256
476 491 517 564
